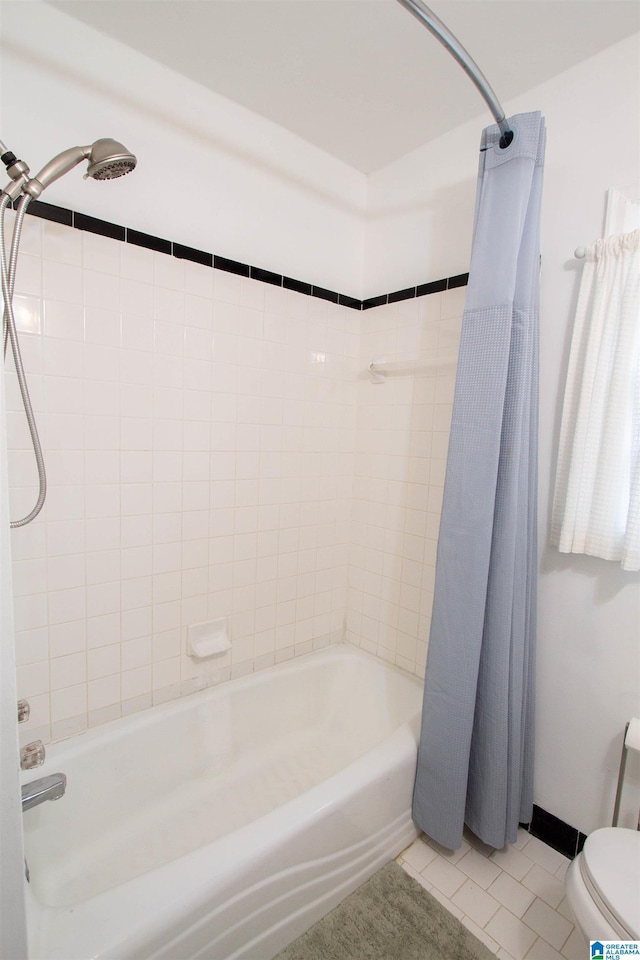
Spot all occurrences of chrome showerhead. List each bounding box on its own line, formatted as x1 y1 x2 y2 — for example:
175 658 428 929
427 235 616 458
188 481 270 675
85 138 137 181
6 137 138 200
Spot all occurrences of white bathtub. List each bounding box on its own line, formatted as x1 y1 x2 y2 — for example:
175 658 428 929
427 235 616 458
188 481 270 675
22 644 422 960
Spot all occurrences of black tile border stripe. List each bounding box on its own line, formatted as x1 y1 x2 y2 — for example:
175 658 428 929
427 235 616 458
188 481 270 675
312 285 339 304
213 254 250 278
174 243 213 268
388 286 416 304
251 265 281 287
74 212 125 242
24 199 73 227
362 294 387 311
19 200 469 311
339 293 362 310
448 272 470 289
127 228 171 255
417 278 447 297
283 275 312 296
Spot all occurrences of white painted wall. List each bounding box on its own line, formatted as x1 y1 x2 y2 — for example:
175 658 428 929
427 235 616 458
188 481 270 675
367 33 640 835
365 121 479 296
0 1 366 298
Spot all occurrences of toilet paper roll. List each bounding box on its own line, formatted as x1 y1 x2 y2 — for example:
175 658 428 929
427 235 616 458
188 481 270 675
624 717 640 754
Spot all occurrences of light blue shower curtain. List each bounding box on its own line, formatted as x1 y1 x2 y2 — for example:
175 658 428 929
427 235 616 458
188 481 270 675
412 112 546 851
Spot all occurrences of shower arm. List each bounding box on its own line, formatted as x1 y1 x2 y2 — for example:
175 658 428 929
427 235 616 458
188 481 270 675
395 0 513 147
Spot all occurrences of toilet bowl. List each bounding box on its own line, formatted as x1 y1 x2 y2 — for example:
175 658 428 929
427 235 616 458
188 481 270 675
565 827 640 941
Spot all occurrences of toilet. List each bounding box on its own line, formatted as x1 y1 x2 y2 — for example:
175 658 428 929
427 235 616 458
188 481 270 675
566 827 640 941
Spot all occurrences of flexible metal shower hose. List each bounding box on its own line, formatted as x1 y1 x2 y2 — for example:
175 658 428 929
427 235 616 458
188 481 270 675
1 192 47 527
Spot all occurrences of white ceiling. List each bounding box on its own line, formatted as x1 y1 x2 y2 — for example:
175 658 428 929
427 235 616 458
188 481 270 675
48 0 639 173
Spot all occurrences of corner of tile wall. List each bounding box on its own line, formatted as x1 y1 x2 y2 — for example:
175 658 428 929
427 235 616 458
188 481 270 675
347 289 463 679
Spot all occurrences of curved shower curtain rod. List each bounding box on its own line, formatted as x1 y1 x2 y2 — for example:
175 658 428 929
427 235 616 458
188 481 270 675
395 0 514 148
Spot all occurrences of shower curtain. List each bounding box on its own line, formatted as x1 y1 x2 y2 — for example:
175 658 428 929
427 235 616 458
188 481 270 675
412 112 546 851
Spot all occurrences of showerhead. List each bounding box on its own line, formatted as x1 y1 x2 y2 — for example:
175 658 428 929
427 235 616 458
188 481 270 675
19 138 137 199
85 138 137 181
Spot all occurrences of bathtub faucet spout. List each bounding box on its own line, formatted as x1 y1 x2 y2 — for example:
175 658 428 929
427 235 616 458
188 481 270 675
21 773 66 813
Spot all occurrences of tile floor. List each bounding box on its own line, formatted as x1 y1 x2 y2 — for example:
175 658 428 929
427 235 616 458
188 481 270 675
397 828 589 960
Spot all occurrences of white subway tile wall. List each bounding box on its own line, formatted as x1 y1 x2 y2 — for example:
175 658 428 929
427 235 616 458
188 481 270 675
8 213 464 743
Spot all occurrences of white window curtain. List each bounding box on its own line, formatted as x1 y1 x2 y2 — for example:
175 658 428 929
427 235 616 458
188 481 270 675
551 228 640 571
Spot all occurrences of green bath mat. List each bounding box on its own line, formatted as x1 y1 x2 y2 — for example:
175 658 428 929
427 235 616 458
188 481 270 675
274 860 495 960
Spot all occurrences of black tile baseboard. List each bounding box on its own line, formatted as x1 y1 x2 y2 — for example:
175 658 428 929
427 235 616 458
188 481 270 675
19 199 469 311
520 805 586 859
